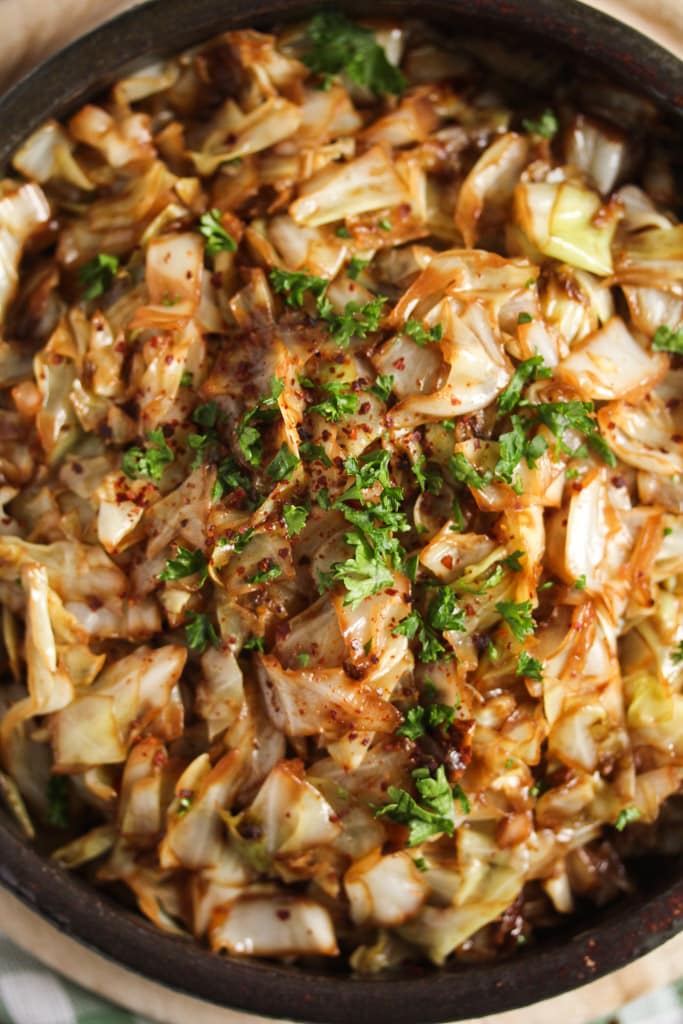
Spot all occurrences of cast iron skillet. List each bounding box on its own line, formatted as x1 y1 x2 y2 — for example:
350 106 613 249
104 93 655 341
0 2 682 1021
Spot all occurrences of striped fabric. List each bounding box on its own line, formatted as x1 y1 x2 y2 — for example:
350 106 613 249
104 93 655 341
1 930 683 1024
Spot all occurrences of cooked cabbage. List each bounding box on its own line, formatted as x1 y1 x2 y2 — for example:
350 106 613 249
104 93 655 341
0 12 680 974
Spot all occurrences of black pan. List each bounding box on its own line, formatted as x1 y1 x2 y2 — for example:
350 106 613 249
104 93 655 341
0 2 682 1021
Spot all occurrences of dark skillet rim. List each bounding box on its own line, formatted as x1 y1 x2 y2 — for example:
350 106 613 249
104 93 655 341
0 1 682 1021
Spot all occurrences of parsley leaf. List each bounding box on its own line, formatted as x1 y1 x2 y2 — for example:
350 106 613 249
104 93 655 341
212 457 252 501
412 455 443 495
502 550 525 572
330 532 394 607
283 503 308 536
232 528 254 553
517 312 533 325
192 401 219 430
303 12 406 97
46 776 70 828
185 612 220 652
522 109 559 139
496 599 536 641
247 561 283 584
236 377 284 467
494 415 548 491
652 325 683 353
396 703 456 740
299 441 332 467
307 380 359 422
269 268 328 308
452 782 471 815
265 443 299 481
449 452 492 490
615 806 642 831
324 295 386 348
498 356 551 415
426 587 467 633
348 256 371 280
374 765 456 846
671 641 683 665
534 400 616 467
159 546 208 584
516 650 543 680
122 429 174 483
404 319 443 346
243 635 265 652
369 374 394 403
199 209 237 254
78 253 119 300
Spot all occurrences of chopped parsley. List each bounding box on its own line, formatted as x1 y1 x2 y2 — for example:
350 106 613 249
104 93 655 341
348 256 371 280
180 371 193 388
498 356 551 415
269 268 328 309
412 455 443 495
122 429 174 483
243 635 265 652
573 574 587 590
396 702 456 740
46 776 70 828
502 550 525 572
516 650 543 680
199 209 237 254
159 546 208 584
305 379 360 422
78 253 119 300
236 377 284 467
330 532 395 607
213 457 251 500
247 561 283 584
303 12 406 96
522 109 559 139
534 400 616 466
265 443 299 481
323 295 386 347
452 782 471 815
403 319 443 346
233 528 254 553
496 599 536 642
283 503 308 536
494 415 548 491
369 374 394 403
374 765 457 846
517 312 533 325
299 441 332 467
615 806 642 831
652 324 683 353
185 612 220 653
449 452 492 490
671 641 683 665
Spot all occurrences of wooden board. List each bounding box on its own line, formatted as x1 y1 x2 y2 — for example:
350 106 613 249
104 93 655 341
0 2 681 1023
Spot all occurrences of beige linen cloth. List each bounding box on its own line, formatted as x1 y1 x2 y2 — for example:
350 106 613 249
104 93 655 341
0 3 681 1024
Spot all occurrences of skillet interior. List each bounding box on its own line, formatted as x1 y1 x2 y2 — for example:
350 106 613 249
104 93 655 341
0 1 681 1020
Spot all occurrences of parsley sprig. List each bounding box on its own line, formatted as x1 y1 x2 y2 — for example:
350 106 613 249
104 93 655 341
159 546 208 584
303 12 406 97
302 378 360 422
374 765 465 846
236 377 284 467
652 324 683 353
185 612 220 652
199 209 237 255
78 253 119 300
122 429 174 483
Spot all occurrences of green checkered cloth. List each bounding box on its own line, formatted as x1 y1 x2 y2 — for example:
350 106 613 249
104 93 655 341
1 928 682 1024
